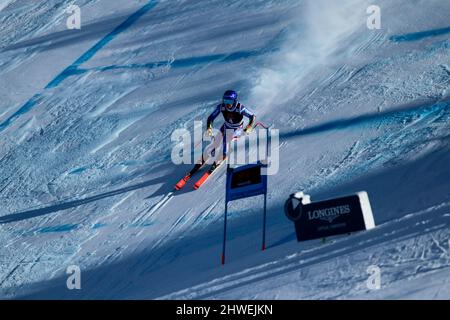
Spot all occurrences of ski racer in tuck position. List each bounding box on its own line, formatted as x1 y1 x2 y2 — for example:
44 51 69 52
175 90 256 190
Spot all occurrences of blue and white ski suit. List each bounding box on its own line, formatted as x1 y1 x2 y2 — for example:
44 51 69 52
206 101 256 158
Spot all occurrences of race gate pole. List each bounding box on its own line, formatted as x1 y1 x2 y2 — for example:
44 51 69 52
262 127 269 251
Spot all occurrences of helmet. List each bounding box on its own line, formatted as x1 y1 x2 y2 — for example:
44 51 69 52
223 90 237 101
223 90 238 109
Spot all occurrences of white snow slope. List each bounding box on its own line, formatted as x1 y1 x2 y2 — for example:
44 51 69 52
0 0 449 299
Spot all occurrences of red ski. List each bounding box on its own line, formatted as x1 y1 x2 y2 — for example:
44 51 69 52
175 121 268 191
174 174 191 190
173 162 204 191
193 171 211 190
193 158 226 190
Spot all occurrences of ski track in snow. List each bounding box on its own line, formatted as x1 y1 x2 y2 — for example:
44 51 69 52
160 202 450 299
0 0 449 299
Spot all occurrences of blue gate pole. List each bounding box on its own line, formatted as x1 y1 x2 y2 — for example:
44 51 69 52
262 192 267 251
222 200 228 265
262 128 269 251
222 162 230 265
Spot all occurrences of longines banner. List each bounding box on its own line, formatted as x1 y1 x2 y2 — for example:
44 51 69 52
285 192 375 241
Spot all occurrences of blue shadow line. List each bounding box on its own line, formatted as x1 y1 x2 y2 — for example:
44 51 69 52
69 166 87 175
86 48 272 73
280 100 450 140
0 174 167 224
0 0 158 133
390 26 450 42
0 94 42 132
39 224 78 233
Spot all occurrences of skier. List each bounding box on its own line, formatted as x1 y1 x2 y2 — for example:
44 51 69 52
205 90 256 166
174 90 256 190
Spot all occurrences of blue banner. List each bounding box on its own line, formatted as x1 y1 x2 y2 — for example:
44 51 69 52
226 162 267 202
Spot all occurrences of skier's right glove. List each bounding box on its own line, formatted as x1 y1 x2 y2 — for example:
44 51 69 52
206 126 213 137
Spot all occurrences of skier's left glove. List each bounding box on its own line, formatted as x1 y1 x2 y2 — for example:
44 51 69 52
206 124 214 137
244 125 253 134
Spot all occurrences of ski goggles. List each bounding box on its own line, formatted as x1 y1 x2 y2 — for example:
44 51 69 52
223 99 235 106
